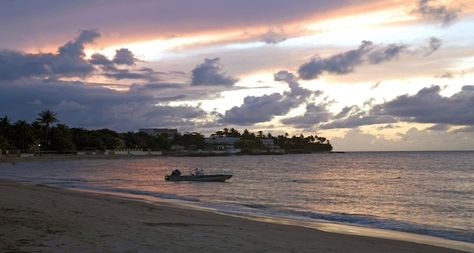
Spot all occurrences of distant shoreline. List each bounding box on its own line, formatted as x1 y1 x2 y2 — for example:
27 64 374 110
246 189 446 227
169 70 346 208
0 151 344 164
5 150 474 164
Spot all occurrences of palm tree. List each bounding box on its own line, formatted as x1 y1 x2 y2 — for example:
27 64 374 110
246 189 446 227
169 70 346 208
0 116 12 152
229 128 240 137
0 116 11 135
13 120 35 151
37 110 58 128
37 110 58 147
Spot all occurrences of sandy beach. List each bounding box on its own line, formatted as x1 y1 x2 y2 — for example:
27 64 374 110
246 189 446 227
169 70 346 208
0 180 469 253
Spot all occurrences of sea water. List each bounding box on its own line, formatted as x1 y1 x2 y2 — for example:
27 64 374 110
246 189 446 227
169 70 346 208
1 151 473 243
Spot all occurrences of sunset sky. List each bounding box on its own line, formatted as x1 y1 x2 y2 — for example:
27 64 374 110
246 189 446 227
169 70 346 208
1 0 473 151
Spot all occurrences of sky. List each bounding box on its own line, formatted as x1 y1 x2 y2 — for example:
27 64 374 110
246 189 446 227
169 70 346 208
1 0 474 151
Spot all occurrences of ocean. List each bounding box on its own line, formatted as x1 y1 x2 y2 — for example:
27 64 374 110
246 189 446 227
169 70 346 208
1 151 473 243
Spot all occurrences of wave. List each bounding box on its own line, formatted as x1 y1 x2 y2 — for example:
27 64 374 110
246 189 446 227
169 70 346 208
54 183 201 203
208 201 474 243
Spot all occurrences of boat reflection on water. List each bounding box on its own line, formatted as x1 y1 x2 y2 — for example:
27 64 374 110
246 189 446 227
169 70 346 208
165 169 232 182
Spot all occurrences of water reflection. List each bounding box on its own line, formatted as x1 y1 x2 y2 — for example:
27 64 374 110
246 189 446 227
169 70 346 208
0 152 473 242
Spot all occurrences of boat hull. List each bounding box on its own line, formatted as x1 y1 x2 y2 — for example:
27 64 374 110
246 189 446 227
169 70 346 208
165 174 232 182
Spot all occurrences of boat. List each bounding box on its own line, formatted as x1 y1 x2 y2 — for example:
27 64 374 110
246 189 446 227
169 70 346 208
165 169 232 182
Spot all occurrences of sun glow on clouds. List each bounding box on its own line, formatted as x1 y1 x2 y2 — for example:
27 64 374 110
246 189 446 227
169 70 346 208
307 7 416 32
83 7 473 71
86 31 244 61
83 7 420 62
81 3 474 78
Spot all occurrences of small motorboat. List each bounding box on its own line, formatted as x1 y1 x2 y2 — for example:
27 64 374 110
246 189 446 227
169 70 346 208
165 169 232 182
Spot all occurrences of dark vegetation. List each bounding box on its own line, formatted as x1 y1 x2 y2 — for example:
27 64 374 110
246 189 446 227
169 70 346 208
0 111 332 154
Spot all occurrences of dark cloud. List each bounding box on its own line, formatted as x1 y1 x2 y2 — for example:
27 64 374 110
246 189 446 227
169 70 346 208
58 30 100 57
129 82 183 92
0 30 160 82
90 53 115 70
0 50 53 80
414 0 459 26
298 40 374 80
104 67 158 82
366 43 407 64
219 93 290 124
298 38 441 80
220 70 318 125
374 85 474 125
0 80 209 131
280 103 332 128
48 30 101 78
333 105 358 119
191 58 238 86
260 28 287 44
113 48 136 65
424 37 442 56
320 105 396 129
273 70 315 98
90 50 157 81
0 30 100 80
322 85 474 129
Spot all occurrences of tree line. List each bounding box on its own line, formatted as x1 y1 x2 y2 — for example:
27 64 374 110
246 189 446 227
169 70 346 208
212 128 332 153
0 111 332 154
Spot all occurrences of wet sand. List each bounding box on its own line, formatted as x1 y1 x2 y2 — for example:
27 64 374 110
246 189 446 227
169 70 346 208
0 180 469 253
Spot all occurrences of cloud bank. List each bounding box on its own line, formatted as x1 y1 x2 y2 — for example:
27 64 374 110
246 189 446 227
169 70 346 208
0 80 210 131
0 30 100 80
375 85 474 125
220 71 319 125
0 30 161 82
321 85 474 129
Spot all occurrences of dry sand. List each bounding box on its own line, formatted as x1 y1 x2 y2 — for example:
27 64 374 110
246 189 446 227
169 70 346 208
0 180 469 253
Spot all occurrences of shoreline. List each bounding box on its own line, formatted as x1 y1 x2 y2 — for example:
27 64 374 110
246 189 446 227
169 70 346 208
1 179 471 253
0 151 344 164
64 186 474 252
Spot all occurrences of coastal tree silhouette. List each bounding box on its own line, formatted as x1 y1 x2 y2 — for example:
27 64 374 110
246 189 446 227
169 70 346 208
12 120 35 151
36 110 58 148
